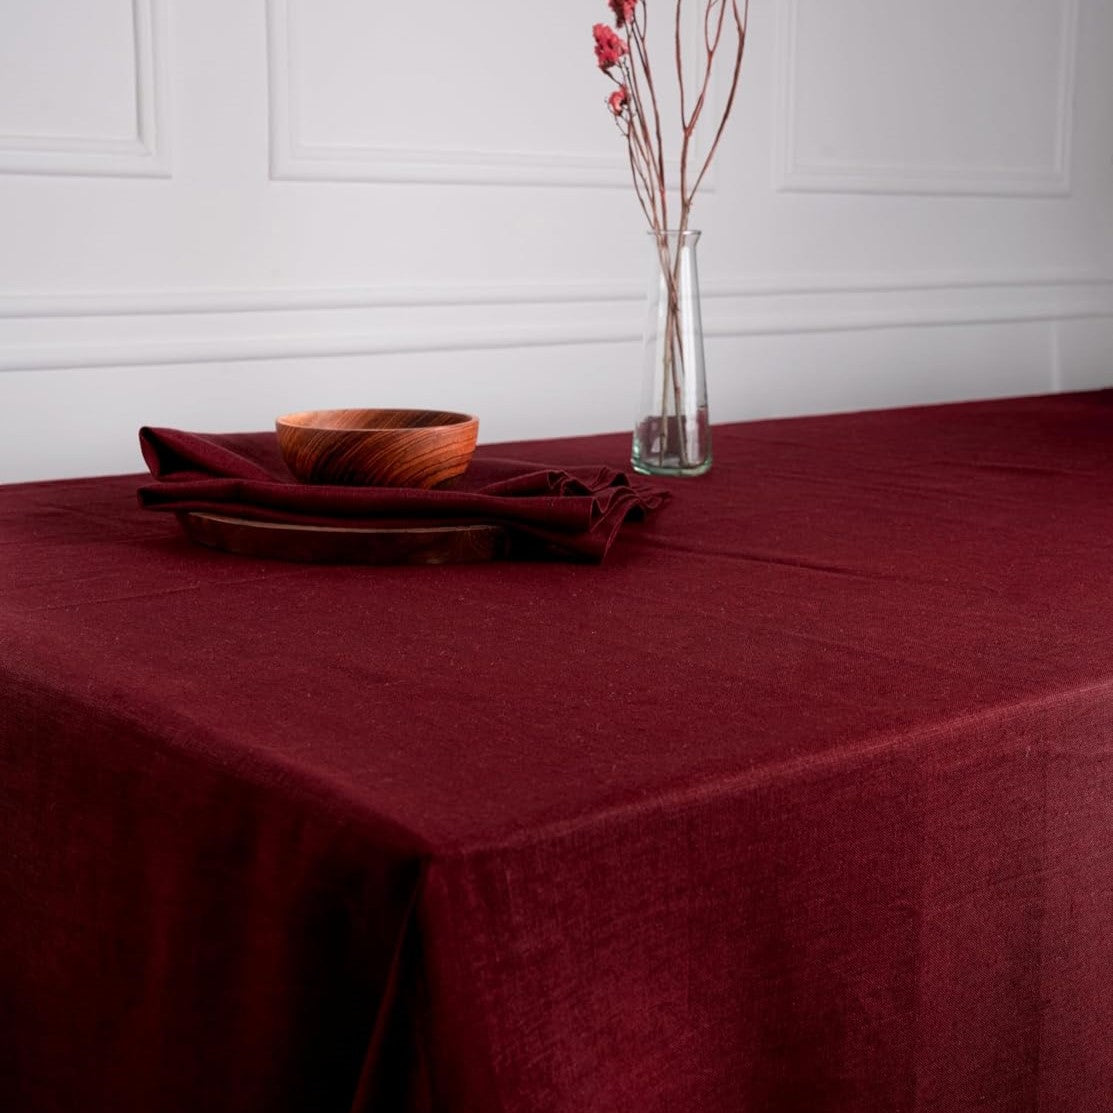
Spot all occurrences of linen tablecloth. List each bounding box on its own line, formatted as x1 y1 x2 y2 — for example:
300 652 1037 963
3 392 1113 1112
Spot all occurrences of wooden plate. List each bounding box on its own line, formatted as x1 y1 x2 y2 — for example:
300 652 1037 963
176 512 508 565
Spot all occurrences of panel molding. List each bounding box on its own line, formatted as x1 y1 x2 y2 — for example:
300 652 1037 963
2 272 1110 372
0 0 170 178
774 0 1079 197
1 269 1109 319
266 0 705 188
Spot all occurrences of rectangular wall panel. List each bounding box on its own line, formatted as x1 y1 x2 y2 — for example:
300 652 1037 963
0 0 169 177
777 0 1077 195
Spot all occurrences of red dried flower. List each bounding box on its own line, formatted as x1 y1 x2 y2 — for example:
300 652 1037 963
593 23 629 71
608 85 629 116
608 0 637 28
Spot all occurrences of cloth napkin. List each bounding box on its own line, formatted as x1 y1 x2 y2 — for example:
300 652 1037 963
137 427 669 562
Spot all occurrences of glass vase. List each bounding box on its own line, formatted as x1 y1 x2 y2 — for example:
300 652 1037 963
631 229 711 477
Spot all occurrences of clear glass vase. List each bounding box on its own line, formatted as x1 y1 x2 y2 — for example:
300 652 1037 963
631 229 711 477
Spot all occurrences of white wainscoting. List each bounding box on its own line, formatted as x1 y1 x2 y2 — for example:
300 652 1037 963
2 271 1111 374
1 0 1112 481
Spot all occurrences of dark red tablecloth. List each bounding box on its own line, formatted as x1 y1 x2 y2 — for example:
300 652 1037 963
3 392 1113 1113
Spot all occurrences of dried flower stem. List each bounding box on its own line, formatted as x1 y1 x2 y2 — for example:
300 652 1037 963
604 1 748 240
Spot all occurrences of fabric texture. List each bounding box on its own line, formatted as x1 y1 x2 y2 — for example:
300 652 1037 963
3 391 1113 1112
137 426 669 561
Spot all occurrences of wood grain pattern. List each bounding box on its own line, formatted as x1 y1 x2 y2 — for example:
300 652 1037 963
276 408 479 487
177 512 507 565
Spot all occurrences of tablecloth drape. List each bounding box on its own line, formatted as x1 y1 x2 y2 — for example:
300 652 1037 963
3 391 1112 1112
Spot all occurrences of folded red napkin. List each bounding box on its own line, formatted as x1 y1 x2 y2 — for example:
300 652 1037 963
137 427 669 562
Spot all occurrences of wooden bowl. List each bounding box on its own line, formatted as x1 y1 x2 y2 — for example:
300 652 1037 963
275 408 479 488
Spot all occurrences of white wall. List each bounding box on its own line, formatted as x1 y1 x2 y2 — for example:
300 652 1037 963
2 0 1112 482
